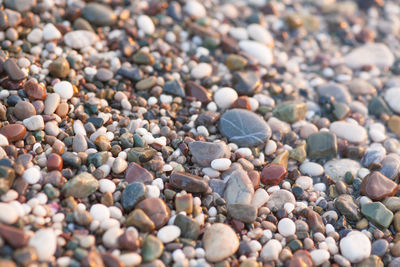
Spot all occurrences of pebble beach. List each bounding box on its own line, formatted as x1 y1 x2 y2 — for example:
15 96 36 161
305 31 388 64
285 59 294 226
1 0 400 266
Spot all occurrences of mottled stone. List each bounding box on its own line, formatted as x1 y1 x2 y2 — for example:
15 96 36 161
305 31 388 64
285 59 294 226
261 164 287 186
136 198 170 229
224 169 254 205
169 172 209 193
125 162 154 184
360 171 398 200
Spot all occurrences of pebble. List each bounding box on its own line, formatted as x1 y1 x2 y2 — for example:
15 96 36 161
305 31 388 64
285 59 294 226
157 225 181 243
261 164 287 185
384 87 400 113
360 171 398 200
343 43 394 69
82 3 116 26
214 87 238 109
191 63 212 79
189 141 230 166
224 169 254 205
0 124 26 142
64 30 98 49
125 162 154 184
22 167 41 184
184 1 206 19
62 172 99 198
310 249 330 265
28 228 57 261
211 158 231 171
14 101 36 120
54 81 74 99
0 202 18 224
137 15 155 35
42 23 61 41
278 218 296 237
23 115 44 131
203 223 239 262
324 159 360 181
300 162 324 176
238 40 273 66
261 239 282 261
339 231 371 263
90 204 110 221
330 121 367 143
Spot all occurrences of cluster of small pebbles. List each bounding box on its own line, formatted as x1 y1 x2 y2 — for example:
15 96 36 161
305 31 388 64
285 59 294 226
1 0 400 266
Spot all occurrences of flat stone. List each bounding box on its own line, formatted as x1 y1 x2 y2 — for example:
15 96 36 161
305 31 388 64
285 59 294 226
335 194 362 221
361 147 385 167
133 51 154 66
24 80 47 100
273 101 308 123
118 230 139 251
361 202 393 228
185 81 212 103
49 57 70 78
163 79 185 98
371 239 389 257
13 101 36 120
360 171 398 200
356 255 384 267
82 3 116 26
203 223 239 262
126 209 155 232
0 124 26 142
261 164 287 186
382 197 400 212
290 250 313 267
122 182 147 211
125 162 154 184
87 151 109 167
225 54 247 71
169 172 209 193
189 141 230 167
368 97 391 117
127 147 157 163
4 0 35 12
4 59 26 81
343 43 394 69
227 203 257 223
347 79 376 95
136 198 170 229
62 152 82 169
136 77 157 90
238 40 273 66
62 172 99 198
28 228 56 261
330 121 367 144
224 169 254 205
388 116 400 137
0 223 29 248
142 235 164 262
324 159 360 181
318 83 352 103
219 109 271 147
47 153 63 171
44 93 60 115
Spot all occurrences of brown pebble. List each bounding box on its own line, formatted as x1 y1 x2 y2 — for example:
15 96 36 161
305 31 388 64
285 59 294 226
360 171 398 200
24 80 47 100
56 102 69 117
289 250 313 267
125 162 154 184
0 124 26 142
0 223 29 248
261 164 287 186
233 96 251 110
136 198 170 229
47 153 63 171
185 81 212 104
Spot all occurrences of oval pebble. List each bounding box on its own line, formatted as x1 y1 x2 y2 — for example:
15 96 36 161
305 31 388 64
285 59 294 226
157 225 181 243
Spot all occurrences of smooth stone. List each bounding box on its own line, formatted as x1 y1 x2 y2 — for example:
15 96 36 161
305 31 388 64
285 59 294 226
324 159 360 181
219 109 271 147
347 79 376 95
127 147 157 163
24 80 46 100
13 101 36 120
157 225 181 243
388 116 400 136
238 40 273 66
360 171 398 200
185 81 212 103
142 235 163 262
203 223 239 262
118 230 139 251
273 101 308 123
23 115 44 131
173 214 200 240
4 0 35 12
0 203 18 224
122 182 147 211
261 239 282 261
310 249 330 265
261 164 287 186
233 71 261 95
42 23 61 41
225 54 247 71
61 152 82 168
133 51 154 66
305 209 325 233
72 134 88 153
383 197 400 212
247 23 273 46
44 93 60 115
191 63 212 79
87 151 109 167
137 15 155 35
126 209 155 232
136 198 170 229
267 189 296 210
361 202 393 228
47 153 63 171
169 172 209 193
330 121 367 144
356 255 384 267
49 57 70 78
300 162 324 176
82 3 116 26
227 203 257 223
62 172 99 198
54 81 74 99
136 77 157 90
307 132 337 160
163 79 185 98
384 87 400 113
184 1 206 19
4 59 26 81
112 157 128 174
343 43 394 69
340 231 371 263
361 147 385 167
214 87 238 109
125 162 154 184
278 218 296 237
0 223 29 248
371 239 389 257
224 169 254 205
188 141 230 167
289 250 313 267
0 124 26 142
89 204 110 222
318 83 352 103
28 228 56 261
64 30 99 49
335 194 362 221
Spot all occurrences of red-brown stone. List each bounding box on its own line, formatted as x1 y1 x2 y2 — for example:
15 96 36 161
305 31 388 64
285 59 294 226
24 80 47 100
0 223 29 248
0 124 26 142
47 153 63 171
136 198 170 229
248 170 260 190
125 162 153 184
261 164 287 186
185 81 212 104
233 96 251 110
289 250 313 267
360 171 398 200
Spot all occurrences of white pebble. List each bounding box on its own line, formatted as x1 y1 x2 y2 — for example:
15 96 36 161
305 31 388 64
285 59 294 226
214 87 238 109
278 218 296 237
311 249 330 265
99 179 116 193
211 158 231 171
90 204 110 221
300 162 324 176
157 225 181 243
22 167 42 184
54 81 74 99
137 15 155 35
0 202 18 224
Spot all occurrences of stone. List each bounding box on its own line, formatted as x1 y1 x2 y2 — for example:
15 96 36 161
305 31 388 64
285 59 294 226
310 249 330 265
44 93 60 115
191 63 212 79
0 223 29 248
261 164 287 186
371 239 389 257
49 57 70 78
122 182 147 211
203 223 239 262
189 141 230 167
278 218 296 237
136 77 157 90
384 87 400 113
0 124 26 142
126 209 155 232
360 171 398 200
125 162 154 184
13 101 36 120
289 250 313 267
133 51 154 65
142 235 163 262
305 209 325 233
233 71 261 95
238 40 273 66
185 81 212 103
173 214 200 240
23 115 44 131
324 159 360 181
112 157 128 174
261 239 282 261
42 23 61 41
62 172 99 198
87 151 109 167
4 59 26 81
361 202 393 228
369 97 391 117
157 225 181 243
90 204 110 221
383 197 400 212
388 116 400 137
214 87 238 109
330 121 367 144
307 132 337 159
227 203 257 223
347 79 376 95
361 147 385 167
0 203 18 224
318 83 352 104
136 198 170 229
62 152 82 168
127 147 157 163
219 109 271 147
118 230 139 251
24 80 46 100
224 169 254 205
335 194 362 221
267 189 296 210
64 30 99 49
356 255 384 267
81 251 104 267
47 153 63 171
247 23 273 46
5 0 35 12
343 43 394 69
340 231 371 263
163 79 185 97
226 54 247 71
28 228 56 261
169 172 209 193
137 15 155 35
13 247 38 266
54 81 74 99
273 101 307 123
300 162 324 176
82 3 116 26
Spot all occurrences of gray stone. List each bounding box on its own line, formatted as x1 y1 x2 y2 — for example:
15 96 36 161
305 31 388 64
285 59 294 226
62 172 99 198
318 83 352 104
122 182 147 211
267 189 296 210
227 203 257 223
188 141 230 167
223 169 254 205
380 154 400 180
82 3 116 26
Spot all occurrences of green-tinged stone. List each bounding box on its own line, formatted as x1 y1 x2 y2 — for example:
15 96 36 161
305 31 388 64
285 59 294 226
81 3 116 26
286 14 303 29
126 209 155 232
172 164 185 173
87 151 109 167
356 218 369 229
122 182 147 211
73 18 94 32
133 51 154 66
162 79 185 98
383 197 400 212
173 214 200 240
361 202 393 228
273 101 307 123
203 36 220 49
74 248 88 260
175 194 193 214
355 255 384 267
62 172 99 199
120 132 135 148
271 150 289 169
127 147 157 163
62 152 82 169
226 54 247 71
43 184 60 199
388 115 400 137
49 57 70 78
142 235 164 262
13 247 38 266
344 171 354 184
287 239 303 252
0 166 15 195
332 102 350 120
289 142 307 162
227 203 257 223
329 185 338 199
368 97 391 117
306 132 337 160
136 77 157 91
335 194 362 221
